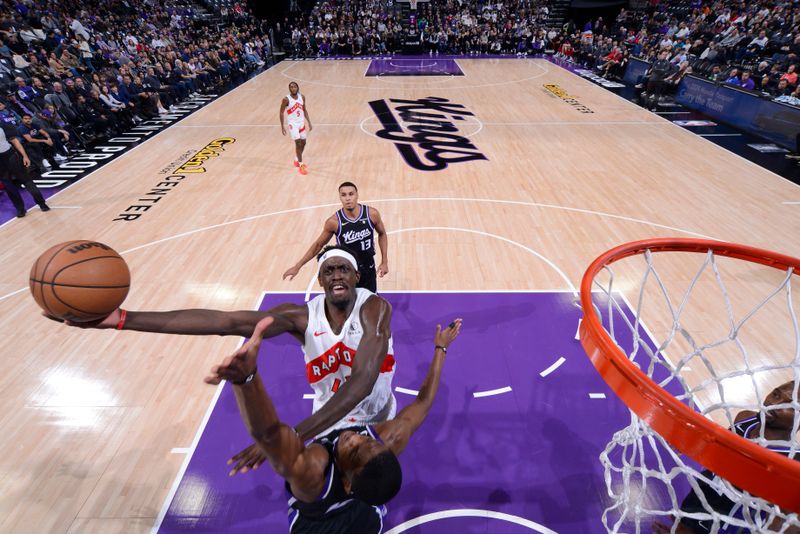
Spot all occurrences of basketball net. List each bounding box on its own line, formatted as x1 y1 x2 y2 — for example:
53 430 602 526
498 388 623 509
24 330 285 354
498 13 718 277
580 240 800 533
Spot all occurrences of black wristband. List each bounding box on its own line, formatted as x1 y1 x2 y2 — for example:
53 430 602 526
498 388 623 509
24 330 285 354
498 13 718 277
435 345 447 353
232 367 257 385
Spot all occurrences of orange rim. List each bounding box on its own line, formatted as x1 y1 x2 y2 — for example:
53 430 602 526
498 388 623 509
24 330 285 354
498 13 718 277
579 238 800 514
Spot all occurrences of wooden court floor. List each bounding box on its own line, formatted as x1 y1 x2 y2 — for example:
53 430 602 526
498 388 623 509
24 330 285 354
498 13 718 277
1 58 799 533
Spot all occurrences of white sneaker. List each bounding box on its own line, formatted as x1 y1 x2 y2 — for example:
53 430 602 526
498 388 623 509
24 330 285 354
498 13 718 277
53 154 67 162
169 105 178 112
42 158 52 169
158 107 169 114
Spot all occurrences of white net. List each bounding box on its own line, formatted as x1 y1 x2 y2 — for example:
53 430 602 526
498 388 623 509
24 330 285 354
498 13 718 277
587 246 800 534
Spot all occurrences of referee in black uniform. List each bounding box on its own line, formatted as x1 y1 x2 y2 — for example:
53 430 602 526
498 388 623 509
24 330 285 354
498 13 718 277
0 121 50 218
283 182 388 292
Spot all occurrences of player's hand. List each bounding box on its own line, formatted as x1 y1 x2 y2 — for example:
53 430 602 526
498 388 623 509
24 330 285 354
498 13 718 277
307 123 312 132
227 442 267 476
204 317 273 385
22 156 30 167
282 265 300 281
435 318 462 349
378 262 388 277
281 126 286 136
42 308 121 329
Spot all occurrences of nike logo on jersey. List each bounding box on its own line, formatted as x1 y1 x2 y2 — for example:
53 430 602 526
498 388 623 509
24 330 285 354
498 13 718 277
314 331 327 336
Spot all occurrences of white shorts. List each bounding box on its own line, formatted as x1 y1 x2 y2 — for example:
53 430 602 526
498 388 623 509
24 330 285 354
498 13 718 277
287 122 307 140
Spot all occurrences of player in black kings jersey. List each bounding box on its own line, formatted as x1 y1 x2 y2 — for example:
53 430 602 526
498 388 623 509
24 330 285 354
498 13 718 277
283 182 388 292
653 381 800 534
205 317 462 533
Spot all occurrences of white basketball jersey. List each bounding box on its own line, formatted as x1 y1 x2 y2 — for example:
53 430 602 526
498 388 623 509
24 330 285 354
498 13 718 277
286 93 305 126
303 288 396 435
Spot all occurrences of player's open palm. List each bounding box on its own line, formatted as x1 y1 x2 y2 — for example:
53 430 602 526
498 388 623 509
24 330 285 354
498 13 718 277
227 442 267 476
42 308 121 329
435 318 462 349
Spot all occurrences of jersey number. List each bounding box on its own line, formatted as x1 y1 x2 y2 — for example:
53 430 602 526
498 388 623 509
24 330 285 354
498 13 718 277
331 375 351 393
360 240 372 251
296 111 301 117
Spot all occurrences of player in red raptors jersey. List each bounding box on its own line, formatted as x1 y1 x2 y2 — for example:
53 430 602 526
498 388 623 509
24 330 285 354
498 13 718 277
283 182 388 293
47 246 395 446
280 81 312 175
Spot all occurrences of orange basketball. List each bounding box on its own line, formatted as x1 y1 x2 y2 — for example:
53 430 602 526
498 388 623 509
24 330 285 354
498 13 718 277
30 240 130 322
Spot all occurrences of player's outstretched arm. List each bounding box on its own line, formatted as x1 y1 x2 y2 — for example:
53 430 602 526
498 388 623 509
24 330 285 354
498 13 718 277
205 317 328 500
46 303 308 340
377 319 462 455
293 296 392 440
283 216 337 281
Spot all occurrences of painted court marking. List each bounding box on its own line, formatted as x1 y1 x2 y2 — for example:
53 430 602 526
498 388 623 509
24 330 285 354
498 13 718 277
539 356 567 377
589 393 607 399
280 57 550 91
473 386 513 398
0 196 717 304
383 508 558 534
303 224 577 302
395 386 419 396
151 292 265 534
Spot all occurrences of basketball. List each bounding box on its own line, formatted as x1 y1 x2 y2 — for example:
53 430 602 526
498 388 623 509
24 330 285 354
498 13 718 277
29 240 130 322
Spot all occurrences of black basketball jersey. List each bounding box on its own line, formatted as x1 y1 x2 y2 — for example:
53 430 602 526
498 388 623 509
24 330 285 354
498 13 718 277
678 415 799 533
286 425 385 533
335 205 376 266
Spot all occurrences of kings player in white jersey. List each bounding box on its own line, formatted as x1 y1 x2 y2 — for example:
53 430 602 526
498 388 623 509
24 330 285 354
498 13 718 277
48 245 396 464
280 81 312 175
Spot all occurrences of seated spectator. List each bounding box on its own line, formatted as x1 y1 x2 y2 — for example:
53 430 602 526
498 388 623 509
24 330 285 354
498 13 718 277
17 113 64 170
73 93 111 138
725 68 741 85
737 70 756 90
780 65 798 88
774 85 800 106
0 98 21 125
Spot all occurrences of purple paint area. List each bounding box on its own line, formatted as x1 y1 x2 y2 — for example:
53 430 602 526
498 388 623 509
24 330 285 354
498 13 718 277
157 291 682 533
366 58 464 77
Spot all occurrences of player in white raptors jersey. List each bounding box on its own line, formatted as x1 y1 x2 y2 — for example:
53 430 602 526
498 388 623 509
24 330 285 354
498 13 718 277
304 282 396 430
50 245 395 471
280 81 312 175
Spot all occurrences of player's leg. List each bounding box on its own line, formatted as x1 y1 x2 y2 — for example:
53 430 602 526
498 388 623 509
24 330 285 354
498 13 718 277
356 263 377 293
0 151 27 217
297 135 308 175
11 153 49 211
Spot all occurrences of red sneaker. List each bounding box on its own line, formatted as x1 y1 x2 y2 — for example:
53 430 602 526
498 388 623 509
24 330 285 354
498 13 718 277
298 163 308 175
293 160 300 168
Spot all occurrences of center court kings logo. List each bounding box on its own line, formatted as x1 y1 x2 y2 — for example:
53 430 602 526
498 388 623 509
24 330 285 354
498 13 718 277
365 96 488 172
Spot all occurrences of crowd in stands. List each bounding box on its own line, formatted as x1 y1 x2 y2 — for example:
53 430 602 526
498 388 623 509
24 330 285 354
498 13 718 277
279 0 798 108
0 0 272 189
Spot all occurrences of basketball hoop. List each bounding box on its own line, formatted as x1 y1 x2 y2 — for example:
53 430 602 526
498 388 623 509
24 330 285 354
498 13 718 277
579 238 800 530
398 0 428 10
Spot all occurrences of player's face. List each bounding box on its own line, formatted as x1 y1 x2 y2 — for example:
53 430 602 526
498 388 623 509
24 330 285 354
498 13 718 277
339 187 358 210
336 431 387 475
763 382 799 429
288 82 299 95
319 257 359 308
